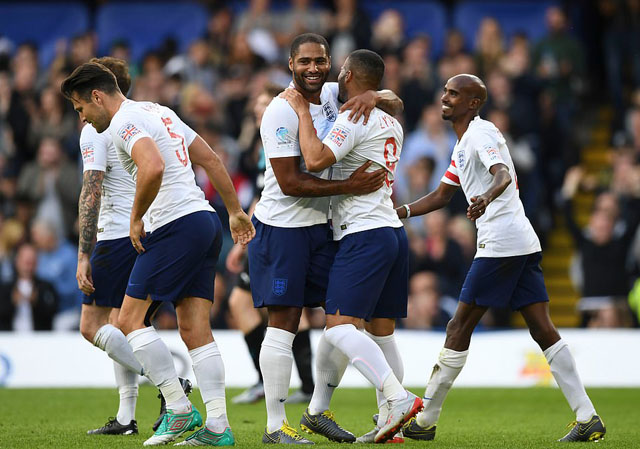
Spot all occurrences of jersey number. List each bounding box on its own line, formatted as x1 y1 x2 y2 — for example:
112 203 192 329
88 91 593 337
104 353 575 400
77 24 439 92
161 117 188 166
383 137 398 187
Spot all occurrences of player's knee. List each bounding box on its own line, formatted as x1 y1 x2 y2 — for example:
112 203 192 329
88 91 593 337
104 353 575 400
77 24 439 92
79 322 97 343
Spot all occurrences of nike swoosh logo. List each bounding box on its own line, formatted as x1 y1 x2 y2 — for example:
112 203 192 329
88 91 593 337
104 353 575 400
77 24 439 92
279 398 286 402
327 383 338 388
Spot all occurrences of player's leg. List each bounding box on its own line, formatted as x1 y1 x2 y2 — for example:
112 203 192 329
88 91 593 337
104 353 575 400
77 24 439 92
288 309 314 404
322 228 420 443
109 308 138 429
248 218 314 443
516 253 604 442
228 281 266 404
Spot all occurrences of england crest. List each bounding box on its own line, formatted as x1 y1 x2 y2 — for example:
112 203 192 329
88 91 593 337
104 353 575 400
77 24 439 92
273 278 288 296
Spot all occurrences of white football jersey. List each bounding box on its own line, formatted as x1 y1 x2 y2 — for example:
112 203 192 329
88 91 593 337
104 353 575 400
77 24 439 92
254 82 340 228
323 108 404 240
80 124 137 241
441 116 541 257
109 100 213 232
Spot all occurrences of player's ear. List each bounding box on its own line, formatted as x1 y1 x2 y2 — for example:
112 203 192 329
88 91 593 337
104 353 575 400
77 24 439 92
92 89 102 105
469 97 480 111
288 57 293 72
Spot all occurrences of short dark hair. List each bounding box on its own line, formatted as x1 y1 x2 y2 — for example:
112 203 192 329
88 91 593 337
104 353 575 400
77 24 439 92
90 57 131 96
346 49 385 90
290 33 330 59
60 62 119 101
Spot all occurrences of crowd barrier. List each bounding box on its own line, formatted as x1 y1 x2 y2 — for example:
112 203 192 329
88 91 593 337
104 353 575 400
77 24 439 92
1 329 638 388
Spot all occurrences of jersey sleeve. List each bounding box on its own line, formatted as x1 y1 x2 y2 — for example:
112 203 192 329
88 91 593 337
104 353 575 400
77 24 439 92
440 159 461 186
324 82 339 103
110 110 152 156
79 125 107 172
260 99 300 159
321 112 359 163
473 129 506 171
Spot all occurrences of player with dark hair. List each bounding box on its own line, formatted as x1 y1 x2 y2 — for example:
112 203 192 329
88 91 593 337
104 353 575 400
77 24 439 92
249 33 404 444
62 62 254 446
395 74 605 443
282 48 421 444
75 58 192 437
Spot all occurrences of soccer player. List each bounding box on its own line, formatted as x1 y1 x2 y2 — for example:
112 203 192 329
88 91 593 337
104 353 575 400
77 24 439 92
76 57 191 436
249 33 404 444
281 49 421 444
395 74 605 443
62 62 255 446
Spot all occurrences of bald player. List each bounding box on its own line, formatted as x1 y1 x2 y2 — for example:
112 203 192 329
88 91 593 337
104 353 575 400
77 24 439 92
395 74 605 443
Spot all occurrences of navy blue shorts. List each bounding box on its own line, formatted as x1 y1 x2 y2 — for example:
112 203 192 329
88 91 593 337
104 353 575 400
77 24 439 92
459 252 549 311
126 211 222 302
325 227 408 321
248 217 336 308
82 237 139 308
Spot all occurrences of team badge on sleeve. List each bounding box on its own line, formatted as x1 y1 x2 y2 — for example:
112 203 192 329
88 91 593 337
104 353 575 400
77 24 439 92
483 144 500 161
118 123 141 143
275 127 293 146
81 142 94 164
329 125 349 147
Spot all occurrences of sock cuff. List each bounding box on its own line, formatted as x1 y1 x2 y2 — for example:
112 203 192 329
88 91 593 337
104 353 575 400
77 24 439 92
363 330 395 345
126 326 159 349
189 341 221 364
543 339 568 362
324 324 358 345
93 323 117 349
439 347 469 368
263 326 295 348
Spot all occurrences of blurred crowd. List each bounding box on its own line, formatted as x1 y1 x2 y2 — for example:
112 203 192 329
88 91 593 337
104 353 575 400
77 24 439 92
0 0 639 332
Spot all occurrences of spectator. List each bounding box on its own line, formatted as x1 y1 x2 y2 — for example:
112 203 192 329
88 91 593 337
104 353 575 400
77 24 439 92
16 137 79 240
370 9 405 56
30 219 79 330
0 218 25 283
403 271 452 329
474 17 505 78
0 242 58 331
28 86 76 157
400 35 436 132
328 0 371 68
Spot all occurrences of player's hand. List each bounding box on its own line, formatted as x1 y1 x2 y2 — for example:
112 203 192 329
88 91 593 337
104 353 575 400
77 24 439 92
226 243 246 273
76 254 95 295
229 211 256 248
279 88 309 116
339 90 378 125
467 194 490 221
130 218 146 254
347 161 386 194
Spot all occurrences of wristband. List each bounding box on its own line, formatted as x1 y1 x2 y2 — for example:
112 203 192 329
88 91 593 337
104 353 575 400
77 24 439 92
402 204 411 218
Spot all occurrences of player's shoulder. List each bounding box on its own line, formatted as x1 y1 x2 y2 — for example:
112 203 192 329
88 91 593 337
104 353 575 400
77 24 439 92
465 116 500 142
262 97 298 126
80 123 110 146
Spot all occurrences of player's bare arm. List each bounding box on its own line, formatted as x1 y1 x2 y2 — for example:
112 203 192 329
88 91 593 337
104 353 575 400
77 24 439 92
467 163 511 221
396 182 459 219
188 135 255 246
129 137 165 253
280 88 336 172
340 89 404 124
76 169 105 295
271 157 384 197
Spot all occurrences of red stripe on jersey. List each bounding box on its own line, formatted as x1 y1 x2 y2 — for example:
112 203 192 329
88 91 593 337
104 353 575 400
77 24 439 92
444 170 460 184
451 159 456 167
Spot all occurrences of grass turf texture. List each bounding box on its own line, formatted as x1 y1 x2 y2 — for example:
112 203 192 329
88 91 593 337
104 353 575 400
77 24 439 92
0 387 637 448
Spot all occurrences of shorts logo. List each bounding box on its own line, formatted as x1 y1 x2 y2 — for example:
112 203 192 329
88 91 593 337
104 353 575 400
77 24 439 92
273 278 288 296
329 125 349 147
323 102 337 122
457 150 465 170
275 127 292 146
118 123 141 143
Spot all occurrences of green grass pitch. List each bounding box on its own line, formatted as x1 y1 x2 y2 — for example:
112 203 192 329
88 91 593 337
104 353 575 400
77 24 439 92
0 387 637 448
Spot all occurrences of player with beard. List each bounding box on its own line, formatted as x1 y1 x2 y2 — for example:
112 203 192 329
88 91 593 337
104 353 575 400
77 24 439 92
250 33 404 444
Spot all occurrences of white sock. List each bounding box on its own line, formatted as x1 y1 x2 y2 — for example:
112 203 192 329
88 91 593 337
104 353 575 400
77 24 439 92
544 339 596 422
260 327 295 432
94 324 144 376
127 326 190 413
189 341 229 432
324 324 404 402
113 360 138 424
308 330 349 415
365 331 404 426
416 347 468 428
